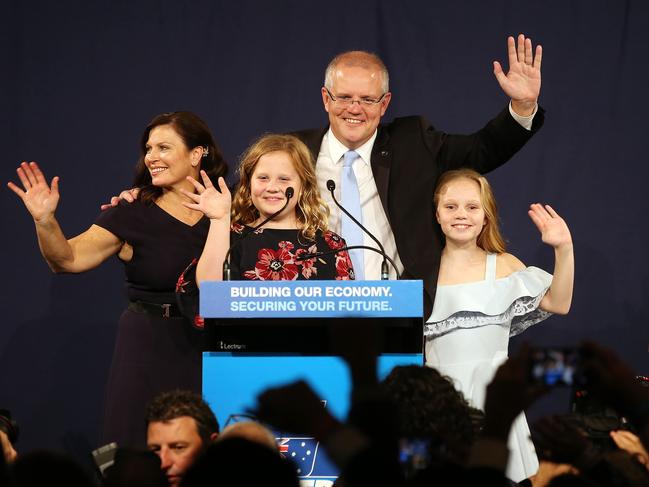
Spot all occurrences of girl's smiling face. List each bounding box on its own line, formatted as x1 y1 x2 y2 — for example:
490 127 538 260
436 177 486 244
250 150 302 227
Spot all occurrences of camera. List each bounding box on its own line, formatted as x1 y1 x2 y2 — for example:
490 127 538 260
92 442 118 476
398 438 431 478
529 346 585 387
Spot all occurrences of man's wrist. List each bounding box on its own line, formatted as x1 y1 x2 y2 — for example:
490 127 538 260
511 100 538 118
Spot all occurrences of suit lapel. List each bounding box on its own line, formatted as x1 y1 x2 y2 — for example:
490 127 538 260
297 127 329 166
371 126 392 219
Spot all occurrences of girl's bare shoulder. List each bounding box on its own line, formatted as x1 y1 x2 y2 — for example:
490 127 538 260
496 252 526 278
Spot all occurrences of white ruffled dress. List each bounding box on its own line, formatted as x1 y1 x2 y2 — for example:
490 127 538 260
424 252 552 482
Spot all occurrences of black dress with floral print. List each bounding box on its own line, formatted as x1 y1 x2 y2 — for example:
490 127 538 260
230 224 355 281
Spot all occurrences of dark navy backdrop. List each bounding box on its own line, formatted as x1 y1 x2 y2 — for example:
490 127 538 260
1 0 647 457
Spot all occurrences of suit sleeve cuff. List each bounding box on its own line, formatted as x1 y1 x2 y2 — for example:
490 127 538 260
509 101 537 131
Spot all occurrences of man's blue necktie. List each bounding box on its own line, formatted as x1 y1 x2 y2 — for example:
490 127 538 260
341 150 364 280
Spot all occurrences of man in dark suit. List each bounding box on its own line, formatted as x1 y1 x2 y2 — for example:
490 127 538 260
294 34 543 318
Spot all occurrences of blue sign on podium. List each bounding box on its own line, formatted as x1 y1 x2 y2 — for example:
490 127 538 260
200 280 423 318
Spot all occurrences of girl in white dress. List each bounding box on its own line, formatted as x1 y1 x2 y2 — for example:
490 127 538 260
424 169 574 482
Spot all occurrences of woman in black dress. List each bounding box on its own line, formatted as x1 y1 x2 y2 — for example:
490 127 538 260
182 133 353 283
7 112 228 447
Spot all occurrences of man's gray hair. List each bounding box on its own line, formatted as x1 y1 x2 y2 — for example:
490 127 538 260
324 50 390 93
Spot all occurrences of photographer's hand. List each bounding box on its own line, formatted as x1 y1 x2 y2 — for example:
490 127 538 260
580 341 648 424
610 430 649 468
254 380 341 441
0 430 17 463
482 344 547 441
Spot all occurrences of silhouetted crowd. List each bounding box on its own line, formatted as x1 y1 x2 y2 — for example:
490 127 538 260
1 328 648 487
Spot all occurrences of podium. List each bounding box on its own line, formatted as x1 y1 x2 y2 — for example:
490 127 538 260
200 280 423 484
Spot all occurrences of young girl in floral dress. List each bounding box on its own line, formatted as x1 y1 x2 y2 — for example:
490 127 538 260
183 133 354 283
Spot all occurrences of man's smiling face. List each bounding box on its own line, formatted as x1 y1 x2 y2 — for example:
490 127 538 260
322 64 391 149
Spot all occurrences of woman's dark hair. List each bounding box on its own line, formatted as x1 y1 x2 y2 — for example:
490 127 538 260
134 111 228 205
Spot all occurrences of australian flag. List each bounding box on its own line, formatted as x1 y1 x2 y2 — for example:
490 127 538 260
277 437 320 477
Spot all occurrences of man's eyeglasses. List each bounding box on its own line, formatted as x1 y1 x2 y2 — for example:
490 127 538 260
223 413 258 427
325 87 387 107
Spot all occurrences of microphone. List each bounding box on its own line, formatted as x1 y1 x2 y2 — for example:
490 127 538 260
295 245 401 279
327 179 390 280
222 187 294 280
